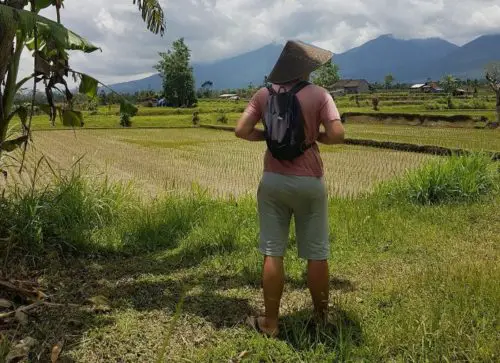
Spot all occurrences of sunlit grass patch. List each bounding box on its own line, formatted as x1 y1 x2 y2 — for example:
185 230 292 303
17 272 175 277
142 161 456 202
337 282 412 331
121 138 237 150
15 129 432 199
379 153 499 204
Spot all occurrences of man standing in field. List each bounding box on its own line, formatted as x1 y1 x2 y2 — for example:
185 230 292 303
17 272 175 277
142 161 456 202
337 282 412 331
235 40 345 337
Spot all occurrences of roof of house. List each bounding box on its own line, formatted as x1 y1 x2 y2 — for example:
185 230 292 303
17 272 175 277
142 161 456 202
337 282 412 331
330 79 369 89
422 82 440 88
411 84 425 89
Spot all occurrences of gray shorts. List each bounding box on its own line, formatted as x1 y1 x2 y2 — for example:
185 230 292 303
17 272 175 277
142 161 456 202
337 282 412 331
257 172 329 260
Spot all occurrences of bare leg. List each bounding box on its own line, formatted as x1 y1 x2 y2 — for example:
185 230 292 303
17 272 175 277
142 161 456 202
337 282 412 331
259 256 284 335
307 260 329 321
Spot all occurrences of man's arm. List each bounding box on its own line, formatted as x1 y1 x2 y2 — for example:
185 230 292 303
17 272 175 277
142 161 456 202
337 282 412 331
318 119 344 145
235 112 266 141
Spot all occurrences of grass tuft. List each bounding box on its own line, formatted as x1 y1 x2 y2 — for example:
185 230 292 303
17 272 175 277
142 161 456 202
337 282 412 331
1 170 136 259
379 153 499 204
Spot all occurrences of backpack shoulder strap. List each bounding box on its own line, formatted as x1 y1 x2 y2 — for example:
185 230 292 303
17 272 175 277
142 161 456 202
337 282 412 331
290 81 310 95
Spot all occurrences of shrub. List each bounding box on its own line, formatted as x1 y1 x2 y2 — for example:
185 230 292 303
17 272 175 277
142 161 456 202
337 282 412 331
119 113 132 127
456 100 487 109
436 97 448 105
372 97 380 111
471 99 487 109
87 99 98 112
0 171 260 263
0 172 136 258
378 154 499 205
217 112 228 124
424 102 445 111
192 111 200 126
446 95 454 109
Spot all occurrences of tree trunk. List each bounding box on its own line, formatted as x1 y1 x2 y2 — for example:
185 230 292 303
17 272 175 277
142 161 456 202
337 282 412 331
0 0 27 145
0 87 6 144
3 36 24 122
0 20 16 145
496 90 500 124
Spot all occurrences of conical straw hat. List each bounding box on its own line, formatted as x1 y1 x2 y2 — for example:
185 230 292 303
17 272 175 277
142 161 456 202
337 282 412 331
267 40 333 84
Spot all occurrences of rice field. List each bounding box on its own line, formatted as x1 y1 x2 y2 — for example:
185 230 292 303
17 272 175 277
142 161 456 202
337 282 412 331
2 128 433 198
2 94 499 362
345 124 500 152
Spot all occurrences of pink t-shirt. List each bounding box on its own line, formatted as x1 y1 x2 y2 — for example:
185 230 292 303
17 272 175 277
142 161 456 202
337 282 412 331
244 83 341 177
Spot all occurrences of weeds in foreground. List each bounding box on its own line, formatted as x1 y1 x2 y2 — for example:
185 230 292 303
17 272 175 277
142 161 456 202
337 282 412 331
0 154 499 362
379 153 499 204
0 335 10 362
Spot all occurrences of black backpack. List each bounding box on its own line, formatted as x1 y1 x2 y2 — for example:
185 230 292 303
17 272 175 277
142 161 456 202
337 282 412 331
263 81 311 161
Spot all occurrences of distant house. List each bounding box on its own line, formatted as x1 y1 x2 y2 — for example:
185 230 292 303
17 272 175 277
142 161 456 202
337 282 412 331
219 94 238 99
410 82 444 93
330 79 370 94
331 89 345 98
410 83 426 91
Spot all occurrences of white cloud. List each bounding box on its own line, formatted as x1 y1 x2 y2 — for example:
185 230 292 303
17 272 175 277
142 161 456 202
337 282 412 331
96 8 126 35
17 0 500 84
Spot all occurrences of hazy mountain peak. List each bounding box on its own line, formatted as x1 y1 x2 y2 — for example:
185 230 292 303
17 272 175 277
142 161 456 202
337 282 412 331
109 34 497 92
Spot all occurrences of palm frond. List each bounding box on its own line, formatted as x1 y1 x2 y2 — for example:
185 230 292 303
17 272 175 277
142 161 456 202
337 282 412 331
0 4 99 53
133 0 165 36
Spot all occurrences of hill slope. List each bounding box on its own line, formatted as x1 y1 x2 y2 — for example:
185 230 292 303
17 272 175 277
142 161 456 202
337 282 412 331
109 34 500 92
109 43 282 93
334 34 459 82
424 34 500 79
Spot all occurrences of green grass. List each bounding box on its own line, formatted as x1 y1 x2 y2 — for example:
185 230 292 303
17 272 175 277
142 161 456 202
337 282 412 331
10 96 495 159
345 124 500 152
18 95 497 131
199 121 500 153
27 112 243 130
29 114 193 129
337 105 496 120
1 155 499 362
121 137 237 150
17 128 432 199
378 153 499 204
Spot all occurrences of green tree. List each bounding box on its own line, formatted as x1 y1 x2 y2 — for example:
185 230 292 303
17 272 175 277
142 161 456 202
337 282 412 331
200 80 213 98
155 38 197 108
384 74 395 89
262 75 270 88
441 75 457 109
311 61 340 88
441 75 458 94
246 82 258 98
0 0 165 154
472 79 480 98
485 62 500 124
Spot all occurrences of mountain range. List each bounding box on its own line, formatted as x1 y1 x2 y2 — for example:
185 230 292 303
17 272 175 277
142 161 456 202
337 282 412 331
109 34 500 92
